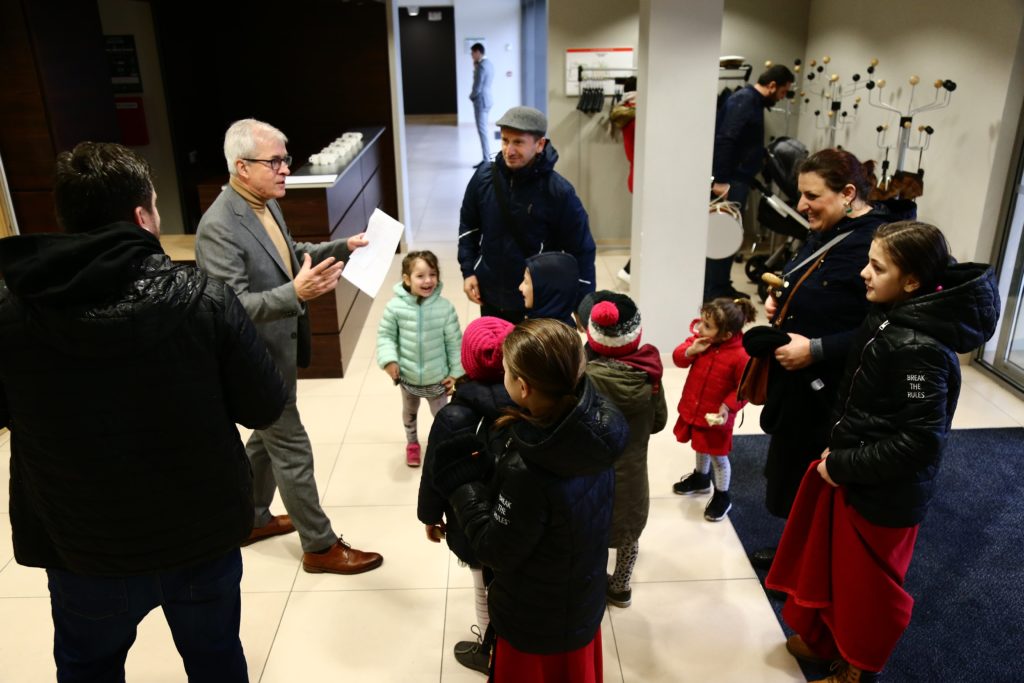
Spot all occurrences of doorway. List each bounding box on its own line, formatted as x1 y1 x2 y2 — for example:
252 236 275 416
399 7 457 116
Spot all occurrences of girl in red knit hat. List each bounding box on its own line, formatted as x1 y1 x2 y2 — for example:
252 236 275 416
672 297 757 521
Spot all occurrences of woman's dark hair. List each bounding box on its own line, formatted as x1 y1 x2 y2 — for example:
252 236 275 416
798 148 874 203
54 142 154 234
701 297 757 338
495 318 584 429
401 250 440 300
873 221 951 295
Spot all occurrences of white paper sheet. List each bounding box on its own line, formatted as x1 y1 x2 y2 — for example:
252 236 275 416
341 208 405 298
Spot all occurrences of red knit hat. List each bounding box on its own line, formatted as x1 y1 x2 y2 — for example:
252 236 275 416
586 293 642 357
461 317 515 382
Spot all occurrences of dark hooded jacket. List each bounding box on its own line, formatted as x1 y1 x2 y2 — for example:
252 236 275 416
0 222 286 575
826 263 1000 527
525 251 579 327
417 379 515 565
585 345 667 547
449 376 628 654
457 142 596 312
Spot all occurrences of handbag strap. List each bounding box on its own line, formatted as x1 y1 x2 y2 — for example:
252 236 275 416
771 253 826 328
783 229 853 278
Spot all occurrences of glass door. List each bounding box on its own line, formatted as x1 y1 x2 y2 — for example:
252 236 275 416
980 115 1024 390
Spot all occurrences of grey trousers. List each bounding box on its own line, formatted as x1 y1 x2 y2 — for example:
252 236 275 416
247 398 336 553
401 387 448 444
474 101 491 162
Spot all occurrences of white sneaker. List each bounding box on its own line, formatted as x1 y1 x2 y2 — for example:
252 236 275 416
617 268 631 283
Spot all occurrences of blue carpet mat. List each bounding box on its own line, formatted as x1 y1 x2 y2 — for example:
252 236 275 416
728 428 1024 681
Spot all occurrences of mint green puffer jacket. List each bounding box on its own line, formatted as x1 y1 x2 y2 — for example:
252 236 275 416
376 282 464 385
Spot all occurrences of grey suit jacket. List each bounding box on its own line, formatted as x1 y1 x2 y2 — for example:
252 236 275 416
471 58 494 110
195 185 350 395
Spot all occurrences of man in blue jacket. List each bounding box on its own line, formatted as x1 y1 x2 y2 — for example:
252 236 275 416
458 106 596 323
706 65 795 301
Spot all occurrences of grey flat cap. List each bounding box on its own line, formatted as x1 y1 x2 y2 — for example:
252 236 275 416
495 106 547 135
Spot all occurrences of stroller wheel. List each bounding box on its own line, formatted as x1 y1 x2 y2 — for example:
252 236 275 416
745 255 768 283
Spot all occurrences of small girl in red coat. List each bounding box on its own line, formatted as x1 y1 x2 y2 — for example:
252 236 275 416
672 297 757 521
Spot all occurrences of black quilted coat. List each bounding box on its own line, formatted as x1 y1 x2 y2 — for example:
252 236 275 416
0 223 286 575
449 376 628 654
826 263 999 527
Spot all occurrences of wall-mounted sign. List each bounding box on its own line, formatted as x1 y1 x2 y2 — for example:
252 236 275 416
105 35 143 94
565 47 635 96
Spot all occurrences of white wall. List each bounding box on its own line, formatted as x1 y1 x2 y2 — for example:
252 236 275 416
97 0 184 234
796 0 1024 263
547 1 640 244
546 0 811 245
451 0 522 125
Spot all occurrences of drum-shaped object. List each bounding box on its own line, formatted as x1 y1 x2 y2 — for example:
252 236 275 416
707 204 743 259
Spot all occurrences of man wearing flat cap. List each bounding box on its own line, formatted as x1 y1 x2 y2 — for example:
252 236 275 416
458 105 596 323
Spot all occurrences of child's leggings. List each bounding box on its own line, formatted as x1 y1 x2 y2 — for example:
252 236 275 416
696 452 731 491
609 538 639 593
470 566 489 633
401 387 447 443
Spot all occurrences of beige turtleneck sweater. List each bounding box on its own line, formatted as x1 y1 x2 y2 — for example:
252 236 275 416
229 176 294 278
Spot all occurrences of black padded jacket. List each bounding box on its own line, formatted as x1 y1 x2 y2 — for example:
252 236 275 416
449 377 628 654
825 263 999 527
0 223 286 575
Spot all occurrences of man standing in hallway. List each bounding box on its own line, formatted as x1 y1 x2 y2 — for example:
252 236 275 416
0 142 287 681
470 42 495 168
458 106 596 323
705 64 795 301
196 118 383 575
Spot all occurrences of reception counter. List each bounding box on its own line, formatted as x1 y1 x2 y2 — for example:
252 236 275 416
187 126 386 379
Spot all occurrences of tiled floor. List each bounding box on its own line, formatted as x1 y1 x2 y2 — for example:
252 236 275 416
1 122 1022 681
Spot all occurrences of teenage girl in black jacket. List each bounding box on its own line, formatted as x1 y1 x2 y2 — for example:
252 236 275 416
767 221 999 683
433 318 627 682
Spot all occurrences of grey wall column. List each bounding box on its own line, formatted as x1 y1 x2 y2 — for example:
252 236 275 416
632 0 723 350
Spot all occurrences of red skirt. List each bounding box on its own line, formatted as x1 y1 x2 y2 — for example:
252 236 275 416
766 463 919 672
492 629 602 683
673 419 733 455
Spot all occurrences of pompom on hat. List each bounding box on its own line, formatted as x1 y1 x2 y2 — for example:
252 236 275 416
461 317 515 382
586 292 642 357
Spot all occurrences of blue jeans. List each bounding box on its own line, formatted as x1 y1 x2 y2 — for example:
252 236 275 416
47 549 247 683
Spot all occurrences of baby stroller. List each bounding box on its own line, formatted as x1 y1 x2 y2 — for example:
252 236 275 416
743 136 811 301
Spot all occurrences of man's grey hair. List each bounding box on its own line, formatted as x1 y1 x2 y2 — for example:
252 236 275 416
224 119 288 175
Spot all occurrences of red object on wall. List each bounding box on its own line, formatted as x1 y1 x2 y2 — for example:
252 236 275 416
114 96 149 146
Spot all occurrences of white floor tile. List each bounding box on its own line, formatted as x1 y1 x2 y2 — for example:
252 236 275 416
260 589 446 683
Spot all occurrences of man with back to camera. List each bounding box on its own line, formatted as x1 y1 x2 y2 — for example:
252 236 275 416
0 141 288 681
470 41 495 168
705 64 795 301
196 118 383 575
458 105 597 323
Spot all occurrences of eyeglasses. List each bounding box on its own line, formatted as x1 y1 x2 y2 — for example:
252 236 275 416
242 155 293 172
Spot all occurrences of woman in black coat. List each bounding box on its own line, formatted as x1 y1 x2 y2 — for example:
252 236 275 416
752 149 890 567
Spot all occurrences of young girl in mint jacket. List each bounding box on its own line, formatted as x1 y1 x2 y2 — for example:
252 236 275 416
377 251 464 466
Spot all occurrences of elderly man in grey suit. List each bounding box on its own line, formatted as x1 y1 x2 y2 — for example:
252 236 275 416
196 118 383 575
470 42 494 168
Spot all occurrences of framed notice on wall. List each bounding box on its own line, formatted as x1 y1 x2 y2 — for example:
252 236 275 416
565 47 635 96
105 35 143 94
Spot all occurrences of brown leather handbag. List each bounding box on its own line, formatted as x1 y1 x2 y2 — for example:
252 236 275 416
737 256 825 405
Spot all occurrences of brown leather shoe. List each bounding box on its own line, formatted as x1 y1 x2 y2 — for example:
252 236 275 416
303 539 384 575
241 515 296 547
786 634 832 665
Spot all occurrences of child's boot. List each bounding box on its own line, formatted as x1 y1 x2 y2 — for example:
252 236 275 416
673 470 712 495
811 662 879 683
406 442 421 467
703 489 732 521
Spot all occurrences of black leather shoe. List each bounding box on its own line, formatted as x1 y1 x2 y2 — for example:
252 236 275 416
750 547 777 570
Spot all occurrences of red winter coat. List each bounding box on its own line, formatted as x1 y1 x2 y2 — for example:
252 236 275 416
672 320 749 436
